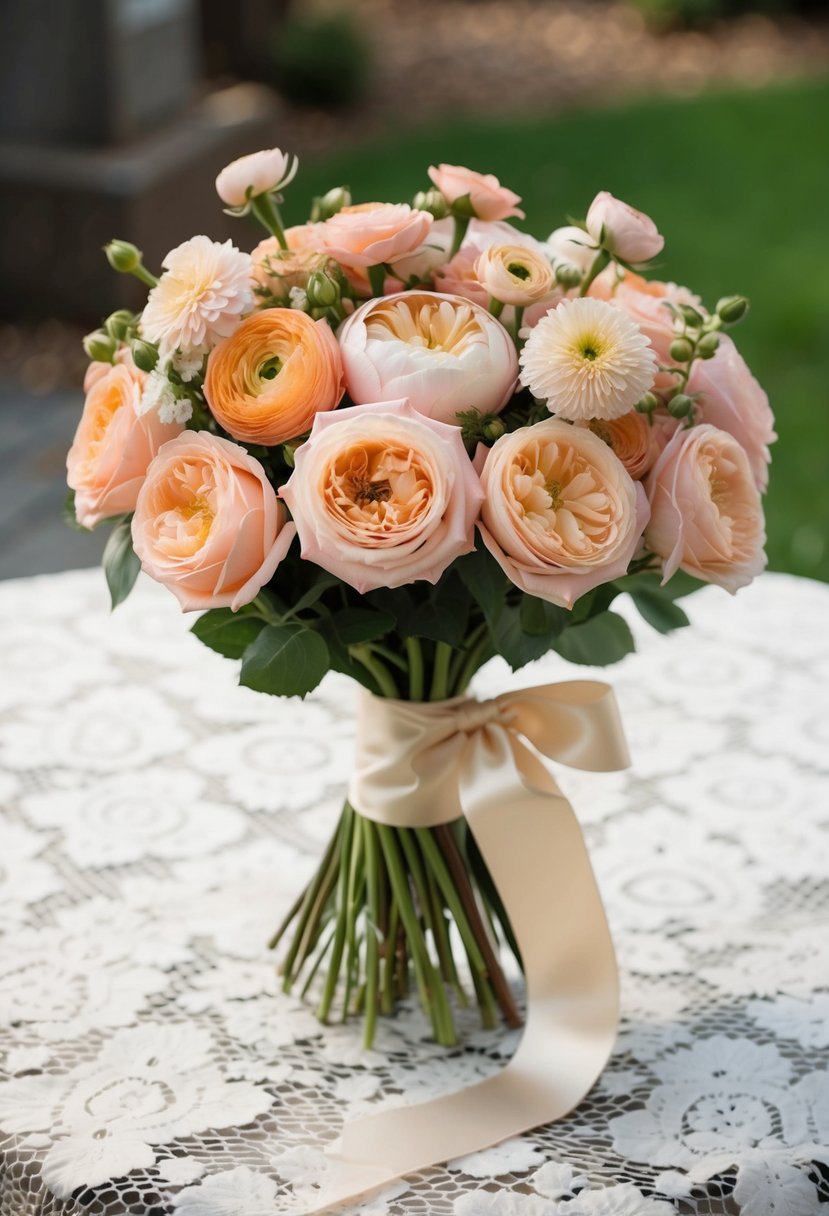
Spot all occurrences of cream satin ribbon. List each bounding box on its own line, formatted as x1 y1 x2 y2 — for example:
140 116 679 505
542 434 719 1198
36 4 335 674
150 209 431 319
306 680 629 1214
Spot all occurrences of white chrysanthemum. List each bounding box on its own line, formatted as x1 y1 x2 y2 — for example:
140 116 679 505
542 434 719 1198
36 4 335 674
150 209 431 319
137 370 193 425
140 236 254 358
519 296 656 421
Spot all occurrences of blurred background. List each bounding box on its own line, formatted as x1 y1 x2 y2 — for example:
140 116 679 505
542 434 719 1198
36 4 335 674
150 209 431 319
1 0 827 582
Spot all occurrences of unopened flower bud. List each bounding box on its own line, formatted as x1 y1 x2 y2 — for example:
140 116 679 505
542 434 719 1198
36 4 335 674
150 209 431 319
82 329 117 363
696 332 720 359
716 295 749 324
306 270 341 309
668 393 694 419
555 263 583 289
482 416 506 442
310 185 352 222
636 391 659 414
669 337 695 364
104 239 143 273
131 338 159 373
104 309 135 342
412 188 449 220
678 303 705 328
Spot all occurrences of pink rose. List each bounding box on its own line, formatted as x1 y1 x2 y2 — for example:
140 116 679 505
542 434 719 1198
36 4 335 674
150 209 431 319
479 418 649 609
215 147 298 207
687 335 776 491
318 203 433 269
586 191 664 264
67 363 183 529
610 273 703 392
645 423 766 593
428 164 524 222
281 399 484 594
338 291 518 425
132 431 295 612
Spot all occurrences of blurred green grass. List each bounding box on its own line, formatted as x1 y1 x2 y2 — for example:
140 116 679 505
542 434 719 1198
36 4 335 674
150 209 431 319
286 77 829 582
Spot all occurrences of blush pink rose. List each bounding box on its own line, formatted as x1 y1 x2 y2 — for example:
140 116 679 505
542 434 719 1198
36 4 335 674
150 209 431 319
609 273 704 392
132 431 295 612
478 418 649 609
687 335 776 492
645 422 766 593
280 399 484 594
67 363 183 529
586 191 664 264
338 291 518 425
318 203 433 269
428 164 524 221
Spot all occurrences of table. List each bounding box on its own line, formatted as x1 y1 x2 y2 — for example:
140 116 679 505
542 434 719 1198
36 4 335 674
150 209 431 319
0 568 827 1216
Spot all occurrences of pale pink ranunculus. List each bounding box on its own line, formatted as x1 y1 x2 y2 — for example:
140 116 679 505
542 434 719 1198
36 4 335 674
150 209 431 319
215 147 298 207
687 335 776 492
479 418 649 609
67 363 183 529
609 272 703 392
427 164 524 222
280 399 484 594
586 191 664 264
340 218 454 299
338 291 518 425
645 422 766 593
474 244 555 307
546 225 597 276
132 431 295 612
318 203 433 270
434 220 548 307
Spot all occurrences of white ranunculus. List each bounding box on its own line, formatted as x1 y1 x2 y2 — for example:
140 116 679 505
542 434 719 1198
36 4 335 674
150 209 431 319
215 147 298 207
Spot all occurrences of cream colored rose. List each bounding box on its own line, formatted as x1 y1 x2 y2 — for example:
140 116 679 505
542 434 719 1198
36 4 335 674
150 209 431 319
215 148 298 207
479 418 649 608
281 399 484 594
67 363 183 528
645 423 766 593
338 291 517 425
132 431 295 612
474 244 555 307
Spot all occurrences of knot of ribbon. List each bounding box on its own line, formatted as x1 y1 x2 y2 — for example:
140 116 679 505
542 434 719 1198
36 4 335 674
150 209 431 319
309 679 630 1214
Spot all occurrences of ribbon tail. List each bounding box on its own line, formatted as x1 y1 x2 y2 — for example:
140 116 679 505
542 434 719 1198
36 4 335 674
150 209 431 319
305 729 619 1214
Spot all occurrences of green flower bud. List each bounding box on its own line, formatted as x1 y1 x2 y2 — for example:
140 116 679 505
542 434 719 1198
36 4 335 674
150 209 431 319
555 263 583 289
104 309 136 342
716 295 749 324
696 332 720 359
310 186 352 223
412 188 449 220
82 329 117 363
678 303 705 328
482 416 506 442
306 270 341 309
131 338 159 373
104 239 143 273
636 391 660 414
669 337 695 364
668 393 694 419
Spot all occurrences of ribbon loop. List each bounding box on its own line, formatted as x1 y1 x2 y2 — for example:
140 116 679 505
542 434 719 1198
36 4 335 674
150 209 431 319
312 679 628 1214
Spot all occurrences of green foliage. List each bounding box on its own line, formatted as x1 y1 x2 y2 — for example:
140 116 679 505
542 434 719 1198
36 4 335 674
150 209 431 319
270 6 372 109
368 573 471 646
102 517 141 610
455 546 509 626
191 609 266 660
63 489 89 533
325 607 395 646
554 611 637 667
240 623 330 699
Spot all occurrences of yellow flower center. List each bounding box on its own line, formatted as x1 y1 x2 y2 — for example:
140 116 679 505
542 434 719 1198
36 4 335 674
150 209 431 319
366 297 483 356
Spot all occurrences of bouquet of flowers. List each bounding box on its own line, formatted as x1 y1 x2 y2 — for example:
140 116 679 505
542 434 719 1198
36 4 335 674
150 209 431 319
66 149 774 1051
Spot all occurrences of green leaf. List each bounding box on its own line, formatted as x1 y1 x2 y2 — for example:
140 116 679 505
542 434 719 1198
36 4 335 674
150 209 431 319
493 605 558 672
519 594 570 638
288 573 339 618
629 588 690 635
103 516 141 609
191 609 266 659
63 488 90 532
240 623 330 699
456 545 508 626
554 610 636 667
327 607 394 645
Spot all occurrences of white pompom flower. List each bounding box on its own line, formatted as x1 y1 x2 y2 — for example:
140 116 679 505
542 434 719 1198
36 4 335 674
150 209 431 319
140 236 254 359
519 297 657 421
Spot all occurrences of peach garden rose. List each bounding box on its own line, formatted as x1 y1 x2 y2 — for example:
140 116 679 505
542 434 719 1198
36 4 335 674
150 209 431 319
131 431 295 611
318 202 433 270
478 418 649 608
281 399 484 594
67 363 183 529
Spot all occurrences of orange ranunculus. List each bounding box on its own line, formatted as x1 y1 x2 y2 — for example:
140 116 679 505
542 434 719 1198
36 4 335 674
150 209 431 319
203 308 345 446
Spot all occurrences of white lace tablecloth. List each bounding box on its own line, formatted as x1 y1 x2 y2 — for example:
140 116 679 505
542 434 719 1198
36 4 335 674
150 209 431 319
1 568 828 1216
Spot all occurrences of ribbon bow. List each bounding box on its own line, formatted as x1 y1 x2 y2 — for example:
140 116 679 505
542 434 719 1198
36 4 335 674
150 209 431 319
308 680 629 1213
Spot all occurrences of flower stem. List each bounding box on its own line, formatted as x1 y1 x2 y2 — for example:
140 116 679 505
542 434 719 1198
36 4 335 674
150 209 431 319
367 263 386 298
350 645 399 699
316 802 354 1022
251 193 289 249
450 215 470 257
579 248 611 297
405 637 424 701
430 640 453 701
363 818 381 1049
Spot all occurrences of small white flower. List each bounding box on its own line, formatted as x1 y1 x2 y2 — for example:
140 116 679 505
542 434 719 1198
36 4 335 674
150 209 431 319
215 147 299 208
137 371 192 425
140 236 254 358
171 347 206 383
289 285 310 310
519 296 656 421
